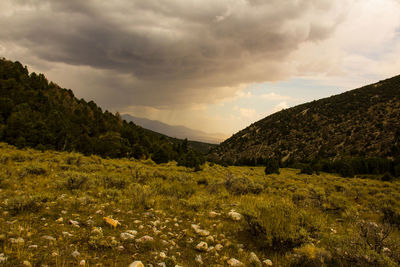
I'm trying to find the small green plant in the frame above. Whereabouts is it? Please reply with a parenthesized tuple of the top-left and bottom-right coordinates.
(265, 158, 280, 175)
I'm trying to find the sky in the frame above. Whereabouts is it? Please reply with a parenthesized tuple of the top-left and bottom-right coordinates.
(1, 0, 400, 140)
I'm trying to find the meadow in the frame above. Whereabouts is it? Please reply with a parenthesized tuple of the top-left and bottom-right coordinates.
(0, 142, 399, 266)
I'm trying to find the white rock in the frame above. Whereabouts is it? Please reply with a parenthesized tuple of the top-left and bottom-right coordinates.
(129, 261, 144, 267)
(71, 250, 80, 258)
(23, 260, 31, 266)
(263, 259, 273, 266)
(136, 235, 154, 243)
(62, 231, 73, 237)
(120, 232, 136, 241)
(195, 241, 208, 251)
(227, 258, 244, 266)
(0, 253, 7, 263)
(228, 210, 242, 221)
(195, 254, 203, 265)
(69, 220, 80, 228)
(215, 244, 223, 251)
(209, 211, 220, 218)
(51, 252, 58, 257)
(28, 245, 38, 249)
(126, 230, 138, 235)
(91, 227, 103, 235)
(56, 217, 63, 223)
(206, 235, 214, 243)
(117, 245, 125, 251)
(79, 260, 86, 266)
(159, 252, 166, 258)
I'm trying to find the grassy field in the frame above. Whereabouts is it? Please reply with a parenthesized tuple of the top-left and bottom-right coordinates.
(0, 143, 399, 266)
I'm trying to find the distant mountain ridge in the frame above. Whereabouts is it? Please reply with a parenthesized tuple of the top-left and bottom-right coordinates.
(210, 75, 400, 164)
(122, 114, 225, 144)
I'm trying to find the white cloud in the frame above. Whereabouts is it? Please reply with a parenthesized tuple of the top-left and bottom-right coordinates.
(273, 101, 288, 112)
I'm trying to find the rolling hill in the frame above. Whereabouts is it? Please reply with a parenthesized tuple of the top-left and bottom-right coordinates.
(121, 114, 225, 144)
(210, 75, 400, 164)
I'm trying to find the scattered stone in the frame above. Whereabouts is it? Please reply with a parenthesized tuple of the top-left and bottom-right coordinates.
(28, 245, 38, 249)
(136, 235, 154, 243)
(215, 244, 223, 251)
(69, 220, 80, 228)
(129, 261, 144, 267)
(195, 254, 204, 265)
(133, 220, 142, 224)
(249, 252, 261, 267)
(56, 217, 63, 223)
(228, 210, 242, 221)
(263, 259, 273, 266)
(79, 260, 86, 266)
(227, 258, 244, 266)
(0, 253, 7, 263)
(126, 230, 138, 235)
(159, 252, 166, 259)
(62, 231, 73, 237)
(23, 260, 31, 266)
(52, 252, 58, 257)
(206, 235, 214, 243)
(71, 250, 80, 258)
(120, 232, 136, 241)
(209, 211, 220, 218)
(42, 235, 56, 241)
(117, 245, 125, 251)
(191, 224, 210, 236)
(157, 262, 166, 267)
(91, 227, 103, 235)
(195, 241, 208, 252)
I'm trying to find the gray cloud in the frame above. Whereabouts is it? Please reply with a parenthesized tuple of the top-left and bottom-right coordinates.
(0, 0, 347, 108)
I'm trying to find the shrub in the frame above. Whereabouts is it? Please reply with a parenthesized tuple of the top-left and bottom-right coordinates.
(300, 164, 314, 175)
(61, 172, 89, 191)
(291, 244, 332, 266)
(240, 196, 311, 250)
(265, 158, 280, 175)
(23, 164, 47, 175)
(7, 193, 50, 215)
(381, 172, 394, 182)
(101, 174, 128, 189)
(225, 176, 263, 195)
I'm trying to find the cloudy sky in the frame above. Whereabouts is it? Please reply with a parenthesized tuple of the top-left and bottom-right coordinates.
(1, 0, 400, 139)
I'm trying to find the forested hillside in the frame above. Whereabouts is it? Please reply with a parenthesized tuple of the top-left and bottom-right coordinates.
(211, 75, 400, 167)
(0, 58, 203, 167)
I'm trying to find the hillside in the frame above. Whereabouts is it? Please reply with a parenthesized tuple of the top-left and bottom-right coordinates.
(0, 58, 204, 166)
(210, 75, 400, 164)
(122, 114, 225, 144)
(0, 143, 399, 266)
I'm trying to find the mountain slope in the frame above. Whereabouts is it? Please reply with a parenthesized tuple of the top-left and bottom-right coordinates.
(210, 75, 400, 164)
(0, 58, 204, 165)
(122, 114, 225, 144)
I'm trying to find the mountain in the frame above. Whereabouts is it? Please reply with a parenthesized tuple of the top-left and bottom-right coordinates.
(0, 58, 205, 166)
(122, 114, 225, 144)
(210, 75, 400, 164)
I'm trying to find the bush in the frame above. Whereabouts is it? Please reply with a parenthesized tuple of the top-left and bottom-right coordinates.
(265, 158, 280, 175)
(225, 176, 263, 195)
(23, 164, 47, 175)
(381, 172, 394, 182)
(61, 172, 89, 191)
(291, 244, 332, 266)
(240, 196, 312, 249)
(101, 174, 128, 189)
(7, 194, 50, 215)
(300, 164, 314, 175)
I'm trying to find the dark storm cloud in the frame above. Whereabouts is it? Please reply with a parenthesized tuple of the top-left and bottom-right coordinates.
(0, 0, 347, 108)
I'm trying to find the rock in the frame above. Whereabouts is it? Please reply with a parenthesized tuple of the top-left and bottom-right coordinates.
(209, 211, 220, 218)
(91, 227, 103, 235)
(215, 244, 223, 251)
(249, 252, 261, 267)
(228, 210, 242, 221)
(71, 250, 80, 258)
(227, 258, 244, 266)
(52, 252, 58, 257)
(157, 262, 166, 267)
(117, 245, 125, 251)
(206, 235, 214, 243)
(56, 217, 63, 223)
(79, 260, 86, 266)
(195, 241, 208, 251)
(263, 259, 273, 266)
(23, 260, 32, 266)
(120, 232, 136, 241)
(42, 235, 56, 241)
(191, 224, 210, 236)
(134, 220, 142, 224)
(28, 245, 38, 249)
(129, 261, 144, 267)
(159, 252, 166, 258)
(69, 220, 80, 228)
(0, 253, 7, 263)
(136, 235, 154, 243)
(126, 230, 138, 235)
(62, 231, 73, 237)
(195, 254, 204, 265)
